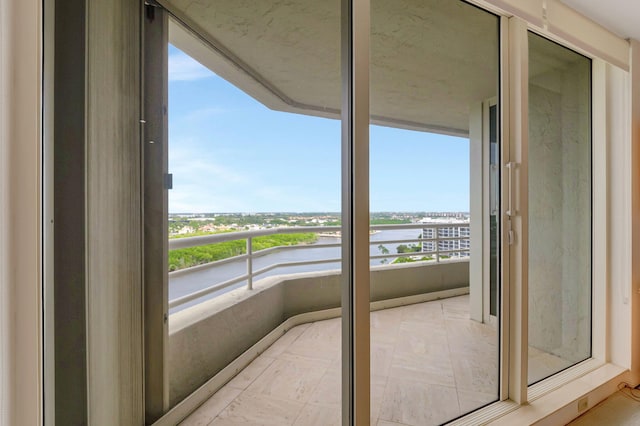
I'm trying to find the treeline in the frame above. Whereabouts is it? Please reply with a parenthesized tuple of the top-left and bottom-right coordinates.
(169, 233, 317, 271)
(392, 256, 434, 264)
(370, 218, 411, 225)
(168, 213, 416, 233)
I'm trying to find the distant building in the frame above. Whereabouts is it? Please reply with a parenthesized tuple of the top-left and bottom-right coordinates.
(177, 226, 195, 235)
(419, 217, 470, 258)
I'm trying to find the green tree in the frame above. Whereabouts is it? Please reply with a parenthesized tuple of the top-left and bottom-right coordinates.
(397, 244, 420, 254)
(397, 244, 410, 253)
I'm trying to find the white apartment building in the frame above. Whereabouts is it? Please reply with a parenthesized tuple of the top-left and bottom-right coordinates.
(421, 218, 471, 258)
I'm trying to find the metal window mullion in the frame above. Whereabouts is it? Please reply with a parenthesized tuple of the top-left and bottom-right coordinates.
(507, 16, 529, 405)
(143, 4, 170, 421)
(590, 59, 607, 363)
(341, 0, 370, 424)
(498, 14, 511, 403)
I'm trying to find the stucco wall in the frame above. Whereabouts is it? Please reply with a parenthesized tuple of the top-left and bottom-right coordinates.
(528, 34, 591, 365)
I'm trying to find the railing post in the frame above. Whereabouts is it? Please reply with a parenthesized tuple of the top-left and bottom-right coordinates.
(247, 237, 253, 290)
(436, 227, 440, 262)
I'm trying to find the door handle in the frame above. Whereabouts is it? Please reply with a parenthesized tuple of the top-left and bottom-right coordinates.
(506, 162, 515, 217)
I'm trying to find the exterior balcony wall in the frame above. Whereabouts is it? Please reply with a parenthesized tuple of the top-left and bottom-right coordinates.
(167, 259, 469, 406)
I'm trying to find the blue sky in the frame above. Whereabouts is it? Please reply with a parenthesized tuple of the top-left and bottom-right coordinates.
(168, 45, 469, 213)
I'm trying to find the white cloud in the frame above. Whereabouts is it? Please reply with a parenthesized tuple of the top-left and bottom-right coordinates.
(168, 50, 215, 81)
(170, 149, 248, 188)
(182, 107, 227, 122)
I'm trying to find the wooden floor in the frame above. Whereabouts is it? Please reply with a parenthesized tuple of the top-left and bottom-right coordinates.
(180, 295, 574, 426)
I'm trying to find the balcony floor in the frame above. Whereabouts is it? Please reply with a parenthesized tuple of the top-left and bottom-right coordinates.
(180, 295, 493, 425)
(180, 295, 570, 425)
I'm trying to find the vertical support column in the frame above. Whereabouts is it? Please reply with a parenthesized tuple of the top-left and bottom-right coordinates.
(1, 0, 43, 425)
(630, 39, 640, 383)
(85, 0, 144, 423)
(608, 48, 634, 376)
(507, 16, 529, 404)
(54, 0, 88, 422)
(144, 3, 169, 422)
(341, 0, 370, 423)
(499, 14, 512, 402)
(43, 0, 55, 423)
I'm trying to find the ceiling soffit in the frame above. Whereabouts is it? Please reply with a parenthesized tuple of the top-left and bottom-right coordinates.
(165, 0, 500, 136)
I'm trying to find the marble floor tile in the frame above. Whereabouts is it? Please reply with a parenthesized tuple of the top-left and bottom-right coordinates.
(389, 347, 457, 388)
(179, 386, 242, 426)
(400, 301, 445, 323)
(371, 320, 402, 345)
(260, 323, 311, 358)
(442, 303, 472, 321)
(245, 354, 330, 403)
(307, 368, 341, 406)
(371, 342, 395, 377)
(285, 319, 341, 361)
(445, 315, 497, 342)
(528, 347, 573, 384)
(449, 353, 499, 395)
(184, 296, 501, 425)
(442, 294, 470, 307)
(211, 392, 304, 425)
(377, 420, 411, 426)
(394, 322, 449, 357)
(378, 378, 461, 426)
(226, 355, 275, 390)
(293, 403, 341, 426)
(372, 306, 404, 332)
(456, 389, 499, 415)
(371, 374, 389, 420)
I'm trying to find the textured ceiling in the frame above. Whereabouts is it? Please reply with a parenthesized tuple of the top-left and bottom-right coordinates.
(166, 0, 499, 136)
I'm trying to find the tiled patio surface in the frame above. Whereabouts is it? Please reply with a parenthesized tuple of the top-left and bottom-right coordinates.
(180, 295, 571, 425)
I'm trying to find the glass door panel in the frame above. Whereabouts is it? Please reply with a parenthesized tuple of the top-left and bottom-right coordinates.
(161, 2, 343, 422)
(369, 1, 500, 424)
(527, 31, 592, 385)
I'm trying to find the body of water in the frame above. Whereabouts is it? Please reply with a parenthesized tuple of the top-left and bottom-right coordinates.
(169, 229, 424, 313)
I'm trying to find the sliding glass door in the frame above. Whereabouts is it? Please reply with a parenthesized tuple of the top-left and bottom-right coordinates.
(368, 2, 501, 424)
(144, 2, 595, 424)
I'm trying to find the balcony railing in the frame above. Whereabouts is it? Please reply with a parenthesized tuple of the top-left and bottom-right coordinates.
(168, 223, 470, 309)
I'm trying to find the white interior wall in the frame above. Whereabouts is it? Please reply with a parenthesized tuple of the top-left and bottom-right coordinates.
(607, 62, 632, 370)
(628, 39, 640, 380)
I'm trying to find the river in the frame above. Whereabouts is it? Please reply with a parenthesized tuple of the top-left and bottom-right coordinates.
(169, 229, 424, 313)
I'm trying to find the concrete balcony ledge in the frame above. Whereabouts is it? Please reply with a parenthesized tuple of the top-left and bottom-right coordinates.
(168, 259, 469, 406)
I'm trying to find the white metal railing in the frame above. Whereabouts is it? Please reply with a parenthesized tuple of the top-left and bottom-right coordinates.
(168, 223, 470, 309)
